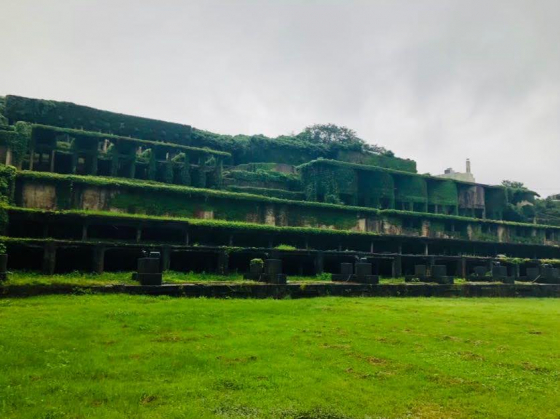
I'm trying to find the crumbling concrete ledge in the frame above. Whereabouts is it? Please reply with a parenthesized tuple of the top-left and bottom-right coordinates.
(1, 283, 560, 299)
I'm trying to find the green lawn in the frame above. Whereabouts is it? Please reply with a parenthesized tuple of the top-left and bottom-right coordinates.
(0, 296, 558, 419)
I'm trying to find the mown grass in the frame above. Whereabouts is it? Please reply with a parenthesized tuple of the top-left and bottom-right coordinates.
(0, 270, 487, 288)
(0, 296, 558, 418)
(1, 271, 334, 287)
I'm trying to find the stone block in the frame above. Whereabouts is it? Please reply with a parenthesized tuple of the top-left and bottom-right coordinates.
(492, 266, 508, 279)
(264, 259, 282, 276)
(138, 258, 160, 274)
(340, 263, 353, 275)
(431, 265, 447, 278)
(250, 264, 263, 275)
(355, 263, 372, 277)
(526, 267, 540, 281)
(433, 276, 454, 285)
(414, 265, 427, 276)
(355, 275, 379, 284)
(135, 273, 163, 286)
(473, 266, 487, 278)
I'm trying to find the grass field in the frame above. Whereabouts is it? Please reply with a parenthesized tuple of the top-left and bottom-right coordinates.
(0, 296, 558, 419)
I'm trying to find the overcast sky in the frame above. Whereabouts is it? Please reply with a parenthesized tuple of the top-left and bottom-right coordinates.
(1, 0, 558, 196)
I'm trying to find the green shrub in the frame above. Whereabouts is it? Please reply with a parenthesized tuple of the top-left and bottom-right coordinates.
(275, 244, 297, 251)
(250, 258, 264, 270)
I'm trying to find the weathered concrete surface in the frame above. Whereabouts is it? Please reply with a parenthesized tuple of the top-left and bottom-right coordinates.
(21, 183, 56, 210)
(80, 186, 114, 211)
(14, 177, 560, 247)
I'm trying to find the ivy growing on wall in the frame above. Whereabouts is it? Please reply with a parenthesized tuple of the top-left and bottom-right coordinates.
(225, 186, 305, 201)
(485, 188, 507, 220)
(299, 162, 358, 205)
(0, 97, 8, 126)
(0, 165, 16, 203)
(336, 150, 416, 173)
(0, 122, 31, 166)
(5, 95, 193, 145)
(0, 165, 16, 234)
(224, 169, 301, 191)
(359, 171, 395, 209)
(393, 175, 428, 206)
(6, 96, 413, 170)
(428, 180, 458, 206)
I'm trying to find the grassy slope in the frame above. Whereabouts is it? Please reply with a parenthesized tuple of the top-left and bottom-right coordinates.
(0, 297, 559, 419)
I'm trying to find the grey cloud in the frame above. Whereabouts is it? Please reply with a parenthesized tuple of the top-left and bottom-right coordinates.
(0, 0, 558, 195)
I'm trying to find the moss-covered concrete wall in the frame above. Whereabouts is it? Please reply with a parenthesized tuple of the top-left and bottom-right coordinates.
(14, 174, 560, 247)
(301, 160, 509, 219)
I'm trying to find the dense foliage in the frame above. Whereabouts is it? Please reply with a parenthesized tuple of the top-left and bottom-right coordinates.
(535, 198, 560, 226)
(6, 95, 412, 169)
(0, 96, 8, 126)
(5, 95, 193, 144)
(31, 124, 229, 157)
(500, 180, 540, 223)
(297, 123, 393, 156)
(224, 169, 301, 191)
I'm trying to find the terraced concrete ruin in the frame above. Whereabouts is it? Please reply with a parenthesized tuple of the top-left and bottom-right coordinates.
(0, 95, 559, 281)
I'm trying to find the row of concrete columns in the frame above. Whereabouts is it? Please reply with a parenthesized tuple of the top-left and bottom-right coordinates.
(27, 145, 222, 186)
(38, 242, 443, 277)
(35, 241, 537, 278)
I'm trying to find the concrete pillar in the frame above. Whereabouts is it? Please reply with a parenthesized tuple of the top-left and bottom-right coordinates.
(135, 227, 142, 243)
(214, 157, 223, 188)
(184, 230, 190, 246)
(457, 257, 466, 279)
(110, 153, 118, 177)
(128, 158, 136, 179)
(428, 256, 435, 268)
(161, 246, 171, 272)
(42, 243, 56, 275)
(217, 251, 229, 275)
(70, 152, 78, 174)
(92, 245, 105, 274)
(424, 243, 429, 255)
(513, 264, 520, 279)
(5, 148, 12, 166)
(81, 224, 88, 241)
(314, 251, 324, 275)
(29, 148, 35, 170)
(392, 255, 402, 278)
(49, 150, 56, 172)
(87, 153, 98, 175)
(421, 221, 430, 237)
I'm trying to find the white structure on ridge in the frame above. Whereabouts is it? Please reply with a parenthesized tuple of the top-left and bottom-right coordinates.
(437, 159, 475, 183)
